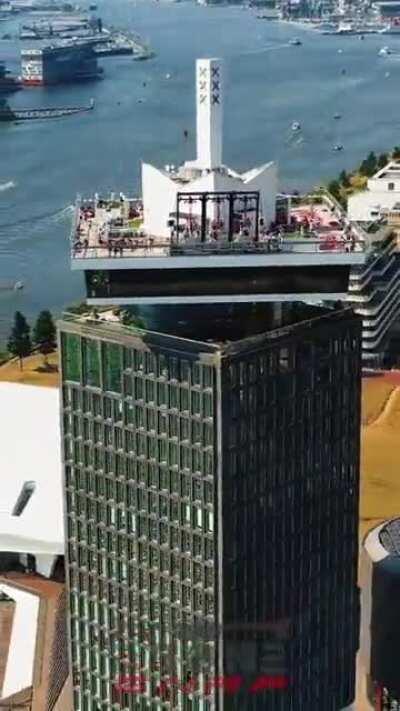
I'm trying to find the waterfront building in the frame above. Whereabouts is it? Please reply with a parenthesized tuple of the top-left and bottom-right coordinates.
(346, 221, 400, 368)
(347, 161, 400, 222)
(360, 518, 400, 710)
(374, 0, 400, 19)
(345, 163, 400, 365)
(59, 301, 361, 711)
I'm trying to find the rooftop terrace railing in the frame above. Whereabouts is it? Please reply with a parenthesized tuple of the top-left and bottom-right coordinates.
(71, 235, 364, 260)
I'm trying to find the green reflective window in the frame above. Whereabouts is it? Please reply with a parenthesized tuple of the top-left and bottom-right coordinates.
(102, 342, 122, 393)
(181, 388, 190, 412)
(62, 333, 81, 383)
(92, 394, 102, 417)
(82, 338, 100, 387)
(123, 347, 133, 370)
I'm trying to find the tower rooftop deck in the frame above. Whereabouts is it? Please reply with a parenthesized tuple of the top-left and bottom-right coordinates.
(71, 194, 367, 269)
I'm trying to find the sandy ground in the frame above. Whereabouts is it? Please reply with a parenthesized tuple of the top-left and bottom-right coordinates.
(0, 351, 59, 388)
(360, 371, 400, 537)
(357, 371, 400, 710)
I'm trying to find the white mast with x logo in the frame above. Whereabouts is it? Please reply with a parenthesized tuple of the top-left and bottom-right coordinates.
(196, 58, 223, 170)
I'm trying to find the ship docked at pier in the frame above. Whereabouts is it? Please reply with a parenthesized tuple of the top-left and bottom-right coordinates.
(21, 41, 102, 85)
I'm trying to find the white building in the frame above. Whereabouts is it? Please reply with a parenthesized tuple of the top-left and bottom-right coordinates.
(0, 382, 63, 578)
(348, 161, 400, 222)
(141, 58, 278, 238)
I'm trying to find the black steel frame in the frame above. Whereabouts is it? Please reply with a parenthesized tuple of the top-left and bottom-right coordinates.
(175, 191, 260, 244)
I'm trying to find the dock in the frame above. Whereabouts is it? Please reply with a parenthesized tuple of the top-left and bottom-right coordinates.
(0, 99, 94, 122)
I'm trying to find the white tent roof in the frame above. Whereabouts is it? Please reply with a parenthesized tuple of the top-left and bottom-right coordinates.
(0, 383, 63, 555)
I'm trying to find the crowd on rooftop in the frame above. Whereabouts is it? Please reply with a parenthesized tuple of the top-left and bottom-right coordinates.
(71, 197, 361, 258)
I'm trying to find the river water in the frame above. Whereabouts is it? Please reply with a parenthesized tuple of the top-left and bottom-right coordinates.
(1, 0, 400, 340)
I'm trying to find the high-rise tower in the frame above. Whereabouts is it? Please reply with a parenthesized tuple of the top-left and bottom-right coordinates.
(59, 302, 361, 711)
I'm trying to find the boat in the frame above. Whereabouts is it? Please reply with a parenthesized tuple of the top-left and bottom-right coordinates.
(291, 121, 301, 131)
(0, 62, 22, 94)
(333, 113, 342, 119)
(0, 97, 95, 122)
(289, 38, 302, 46)
(333, 144, 344, 151)
(378, 46, 391, 56)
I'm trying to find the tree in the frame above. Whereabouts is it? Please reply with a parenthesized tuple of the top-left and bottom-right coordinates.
(339, 170, 350, 188)
(120, 309, 146, 329)
(378, 153, 388, 169)
(393, 146, 400, 160)
(33, 310, 56, 365)
(327, 180, 341, 199)
(359, 151, 377, 177)
(7, 311, 31, 370)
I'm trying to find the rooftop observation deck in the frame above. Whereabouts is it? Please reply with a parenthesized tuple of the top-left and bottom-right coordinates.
(70, 193, 367, 271)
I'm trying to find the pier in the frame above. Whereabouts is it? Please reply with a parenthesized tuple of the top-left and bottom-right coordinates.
(0, 99, 94, 121)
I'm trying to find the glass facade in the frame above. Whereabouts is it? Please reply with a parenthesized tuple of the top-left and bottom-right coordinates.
(59, 305, 361, 711)
(61, 328, 218, 711)
(221, 317, 361, 711)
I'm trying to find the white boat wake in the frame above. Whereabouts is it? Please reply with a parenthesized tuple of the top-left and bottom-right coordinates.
(240, 43, 292, 56)
(0, 181, 16, 193)
(52, 204, 74, 222)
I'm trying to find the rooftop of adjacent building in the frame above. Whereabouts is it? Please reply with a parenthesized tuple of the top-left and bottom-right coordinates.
(367, 161, 400, 185)
(61, 302, 358, 354)
(0, 382, 63, 557)
(0, 572, 70, 711)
